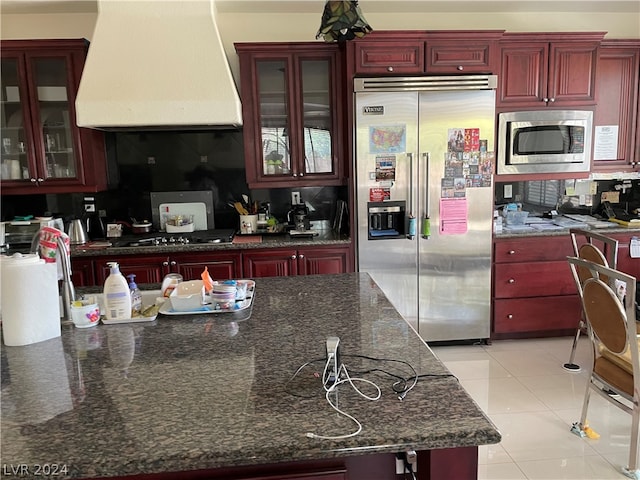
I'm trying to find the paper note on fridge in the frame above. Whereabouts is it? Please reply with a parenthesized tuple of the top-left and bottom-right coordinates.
(440, 198, 468, 235)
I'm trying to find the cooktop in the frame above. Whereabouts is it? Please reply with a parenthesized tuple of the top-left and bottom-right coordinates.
(112, 229, 235, 248)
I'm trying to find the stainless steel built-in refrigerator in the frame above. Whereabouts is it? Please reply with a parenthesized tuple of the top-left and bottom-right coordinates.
(354, 76, 497, 342)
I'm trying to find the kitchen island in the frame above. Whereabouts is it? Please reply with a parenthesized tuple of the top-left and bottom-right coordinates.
(1, 273, 500, 479)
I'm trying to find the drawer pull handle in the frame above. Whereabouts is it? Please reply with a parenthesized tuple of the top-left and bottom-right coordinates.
(387, 66, 394, 72)
(507, 314, 513, 319)
(508, 250, 515, 255)
(508, 278, 515, 284)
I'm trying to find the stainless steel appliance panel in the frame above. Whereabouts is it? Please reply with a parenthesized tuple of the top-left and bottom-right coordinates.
(417, 90, 494, 341)
(355, 91, 419, 328)
(355, 77, 495, 342)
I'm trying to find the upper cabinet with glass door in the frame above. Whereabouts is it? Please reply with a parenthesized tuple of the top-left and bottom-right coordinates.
(236, 43, 346, 188)
(1, 39, 108, 194)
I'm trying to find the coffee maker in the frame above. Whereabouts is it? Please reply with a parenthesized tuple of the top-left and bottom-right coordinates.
(288, 204, 310, 231)
(83, 196, 106, 240)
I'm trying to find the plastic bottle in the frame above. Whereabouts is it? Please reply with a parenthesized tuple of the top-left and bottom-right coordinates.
(127, 273, 142, 316)
(103, 262, 132, 320)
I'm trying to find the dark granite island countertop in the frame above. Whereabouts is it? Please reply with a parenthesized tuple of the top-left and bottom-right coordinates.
(1, 273, 500, 480)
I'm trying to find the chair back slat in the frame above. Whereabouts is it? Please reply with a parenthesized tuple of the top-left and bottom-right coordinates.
(578, 243, 609, 285)
(583, 278, 628, 354)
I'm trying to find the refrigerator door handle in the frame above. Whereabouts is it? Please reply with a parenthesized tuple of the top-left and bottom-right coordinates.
(422, 152, 431, 239)
(407, 152, 414, 215)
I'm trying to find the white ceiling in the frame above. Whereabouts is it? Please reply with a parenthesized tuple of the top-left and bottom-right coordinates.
(1, 0, 638, 15)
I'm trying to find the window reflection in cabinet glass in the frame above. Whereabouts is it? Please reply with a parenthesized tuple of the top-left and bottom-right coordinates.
(258, 60, 290, 176)
(301, 60, 332, 174)
(34, 58, 77, 179)
(1, 58, 28, 180)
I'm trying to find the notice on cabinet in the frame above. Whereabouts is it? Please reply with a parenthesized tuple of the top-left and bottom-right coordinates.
(593, 125, 619, 160)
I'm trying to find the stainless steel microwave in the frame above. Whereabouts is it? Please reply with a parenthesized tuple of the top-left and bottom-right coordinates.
(497, 110, 593, 175)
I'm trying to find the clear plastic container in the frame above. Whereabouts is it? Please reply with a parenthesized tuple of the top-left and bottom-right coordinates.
(161, 273, 183, 298)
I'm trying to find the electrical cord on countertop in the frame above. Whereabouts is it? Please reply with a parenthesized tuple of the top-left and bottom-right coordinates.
(286, 351, 459, 440)
(305, 354, 381, 440)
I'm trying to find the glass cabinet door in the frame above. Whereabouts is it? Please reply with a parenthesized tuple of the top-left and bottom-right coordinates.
(257, 60, 291, 176)
(32, 57, 78, 180)
(0, 57, 31, 181)
(300, 59, 333, 175)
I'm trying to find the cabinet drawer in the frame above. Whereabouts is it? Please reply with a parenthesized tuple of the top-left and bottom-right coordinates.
(353, 41, 425, 74)
(494, 261, 576, 298)
(494, 295, 582, 333)
(494, 236, 574, 263)
(426, 43, 493, 73)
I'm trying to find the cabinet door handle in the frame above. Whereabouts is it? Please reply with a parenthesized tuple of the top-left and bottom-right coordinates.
(30, 178, 37, 183)
(549, 98, 555, 102)
(457, 65, 463, 71)
(292, 173, 298, 177)
(162, 261, 169, 267)
(508, 250, 516, 255)
(298, 254, 304, 259)
(37, 178, 44, 182)
(170, 261, 177, 266)
(508, 278, 515, 284)
(543, 97, 549, 102)
(387, 66, 394, 72)
(507, 314, 513, 319)
(299, 173, 303, 177)
(291, 254, 297, 260)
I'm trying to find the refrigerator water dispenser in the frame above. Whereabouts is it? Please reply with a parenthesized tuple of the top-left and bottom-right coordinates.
(367, 201, 405, 240)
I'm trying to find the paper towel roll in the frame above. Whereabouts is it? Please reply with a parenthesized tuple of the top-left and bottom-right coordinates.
(1, 253, 61, 346)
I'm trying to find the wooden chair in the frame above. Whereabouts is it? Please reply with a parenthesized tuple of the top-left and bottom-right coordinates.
(567, 256, 639, 479)
(563, 229, 619, 372)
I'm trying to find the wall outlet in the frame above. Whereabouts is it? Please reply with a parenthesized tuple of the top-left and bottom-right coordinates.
(147, 156, 156, 164)
(291, 191, 301, 205)
(504, 184, 513, 199)
(395, 451, 417, 474)
(84, 204, 96, 212)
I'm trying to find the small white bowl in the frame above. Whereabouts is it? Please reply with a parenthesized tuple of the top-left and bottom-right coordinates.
(71, 302, 100, 328)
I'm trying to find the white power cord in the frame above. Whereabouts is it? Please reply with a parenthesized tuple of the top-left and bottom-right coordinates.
(307, 358, 381, 440)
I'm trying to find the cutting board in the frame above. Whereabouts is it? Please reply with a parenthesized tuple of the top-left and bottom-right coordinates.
(159, 202, 208, 231)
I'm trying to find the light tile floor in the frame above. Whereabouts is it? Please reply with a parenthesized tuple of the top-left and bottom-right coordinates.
(430, 336, 635, 480)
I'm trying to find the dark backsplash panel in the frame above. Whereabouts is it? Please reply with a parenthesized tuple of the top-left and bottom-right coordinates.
(0, 130, 348, 230)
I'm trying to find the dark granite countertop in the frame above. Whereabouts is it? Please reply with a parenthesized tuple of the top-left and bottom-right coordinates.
(1, 273, 500, 479)
(70, 230, 351, 258)
(495, 225, 640, 239)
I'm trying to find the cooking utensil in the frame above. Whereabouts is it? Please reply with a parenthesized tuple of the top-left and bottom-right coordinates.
(234, 202, 249, 215)
(131, 221, 152, 234)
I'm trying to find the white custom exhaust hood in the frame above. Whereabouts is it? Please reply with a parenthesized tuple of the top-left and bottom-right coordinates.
(75, 0, 242, 130)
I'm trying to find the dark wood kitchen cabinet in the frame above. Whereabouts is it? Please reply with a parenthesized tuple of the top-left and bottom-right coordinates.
(497, 32, 605, 108)
(71, 257, 95, 287)
(243, 246, 351, 278)
(91, 251, 242, 286)
(235, 42, 346, 189)
(492, 235, 580, 338)
(348, 30, 502, 75)
(0, 39, 108, 194)
(609, 232, 640, 280)
(592, 40, 640, 173)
